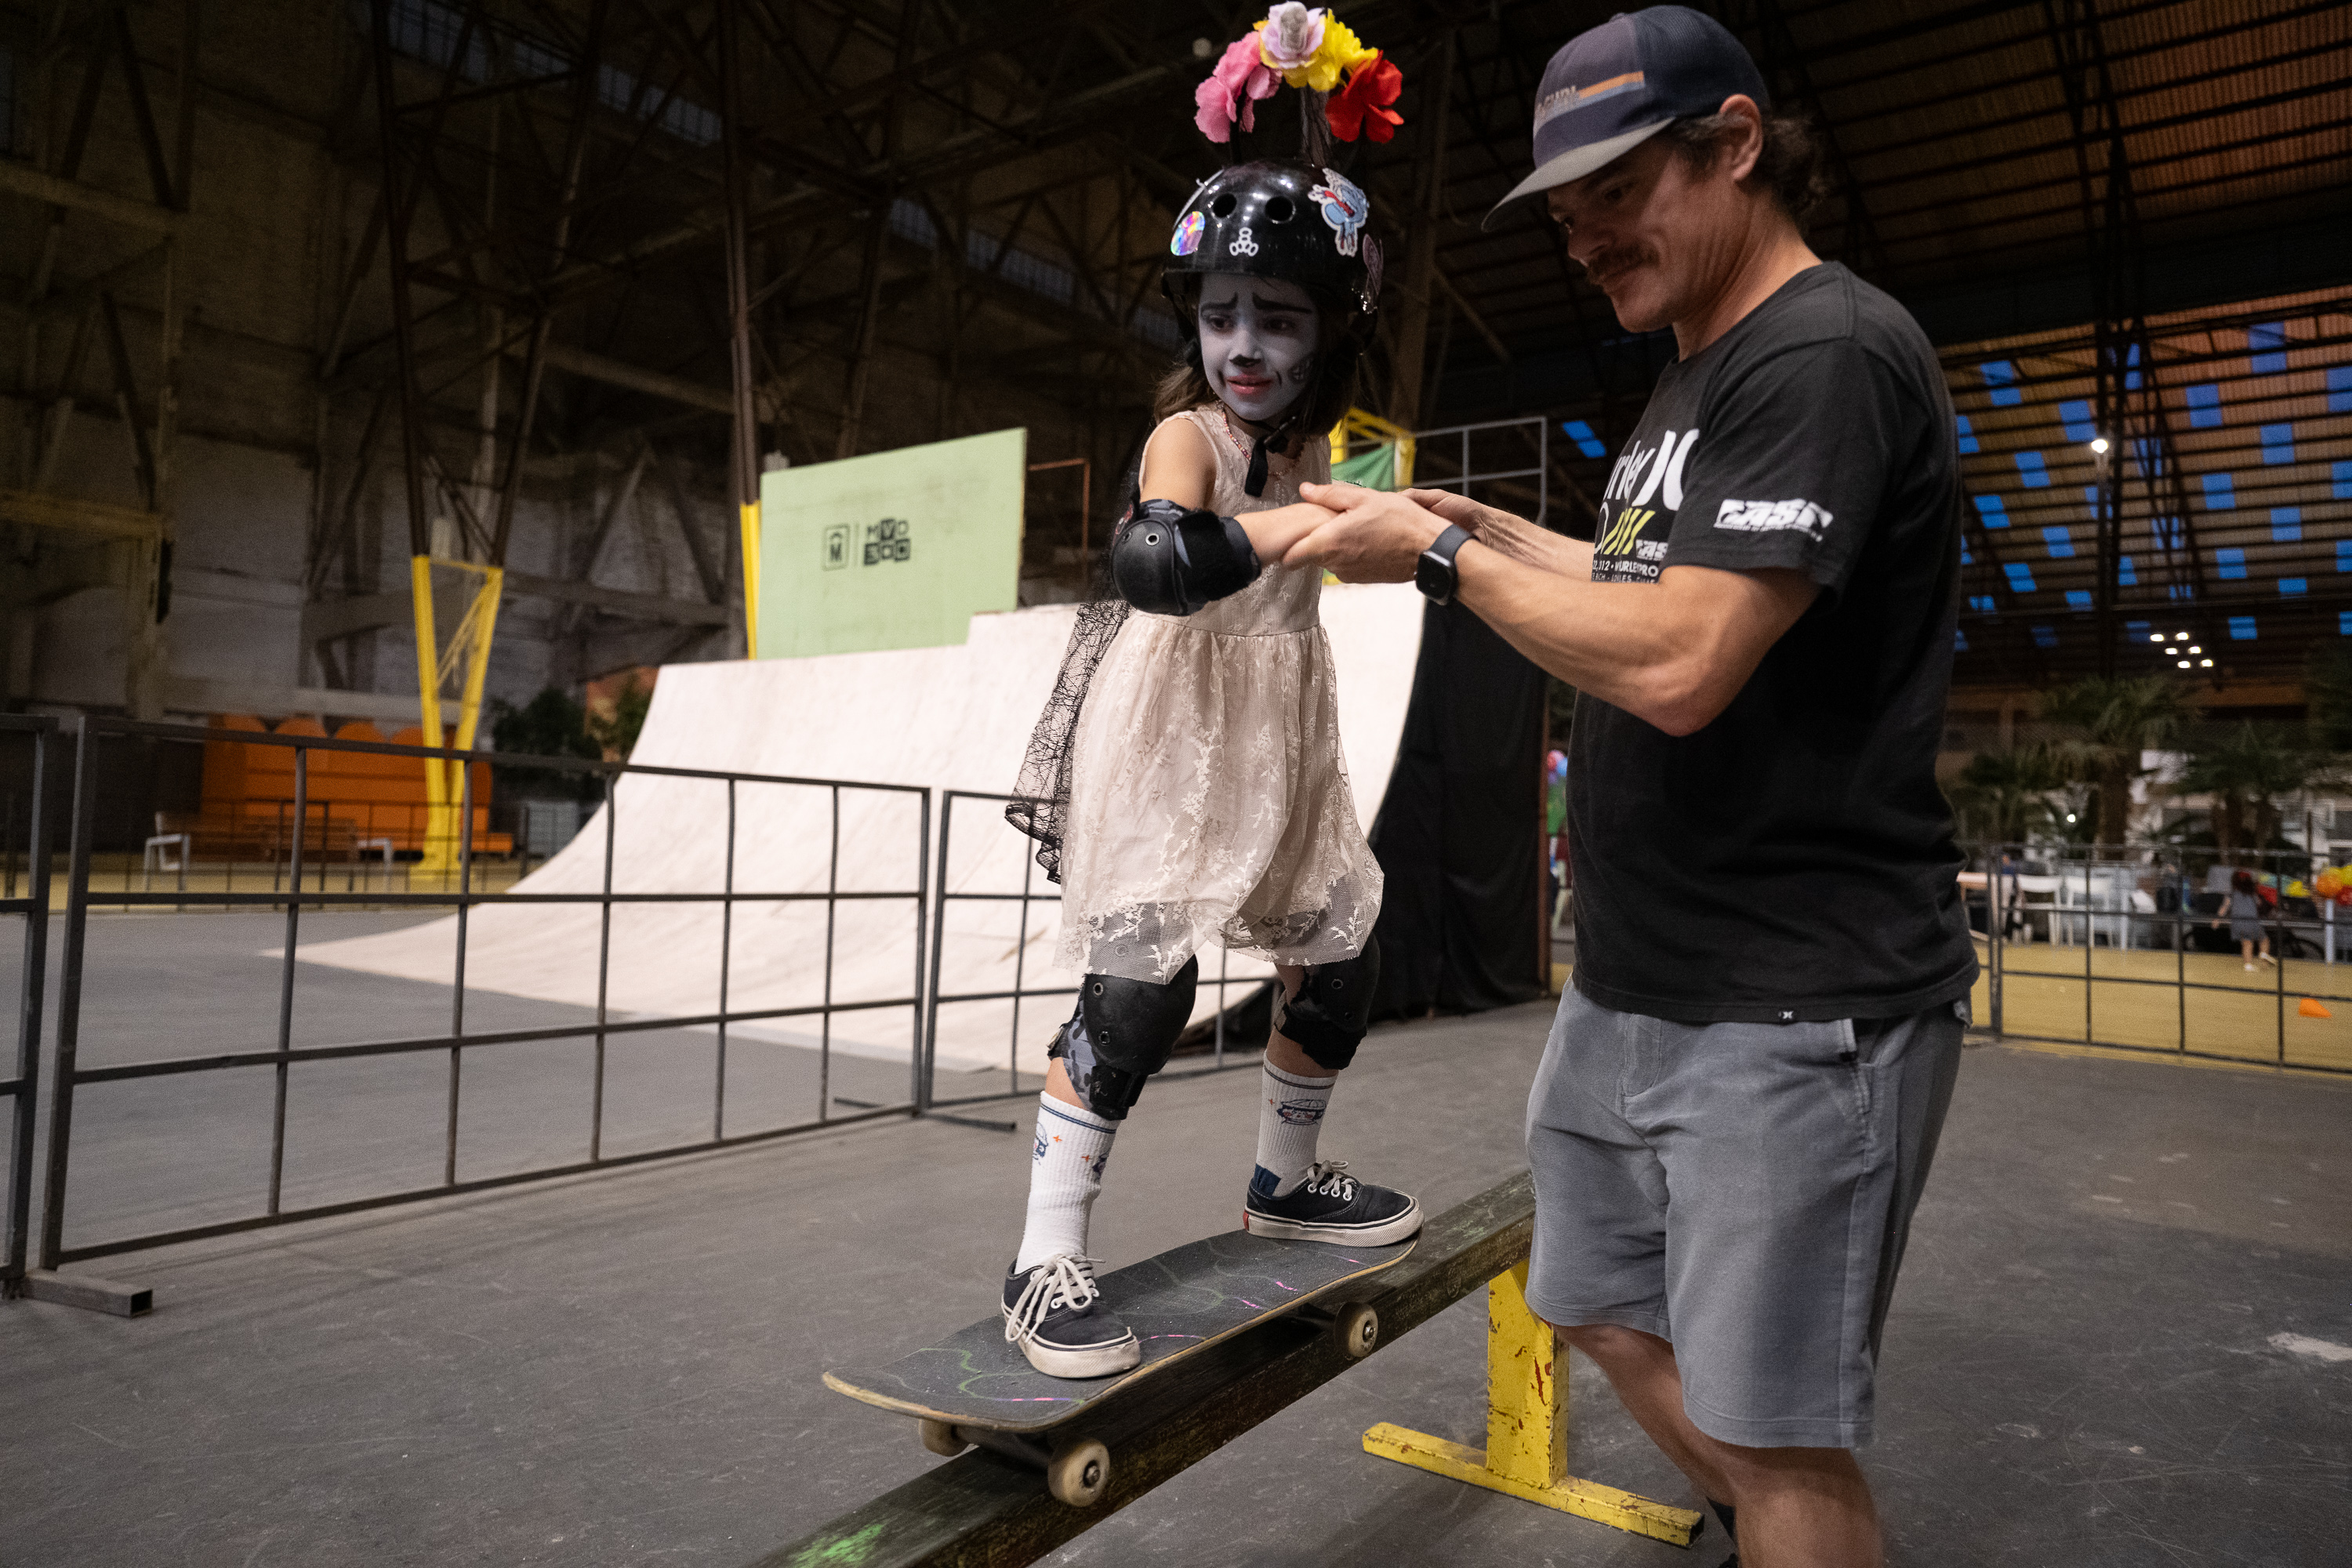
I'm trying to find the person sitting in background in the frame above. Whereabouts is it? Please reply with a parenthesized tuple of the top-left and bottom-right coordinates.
(2213, 869, 2274, 971)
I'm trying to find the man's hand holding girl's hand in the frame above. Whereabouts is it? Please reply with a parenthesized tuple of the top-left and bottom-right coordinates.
(1286, 482, 1448, 583)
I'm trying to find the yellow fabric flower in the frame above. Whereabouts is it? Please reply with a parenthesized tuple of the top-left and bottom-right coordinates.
(1254, 9, 1377, 92)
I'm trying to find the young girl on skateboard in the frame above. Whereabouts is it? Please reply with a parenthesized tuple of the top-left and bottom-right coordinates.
(998, 9, 1421, 1377)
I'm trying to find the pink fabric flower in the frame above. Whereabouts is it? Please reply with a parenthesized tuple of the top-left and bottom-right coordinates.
(1196, 33, 1279, 143)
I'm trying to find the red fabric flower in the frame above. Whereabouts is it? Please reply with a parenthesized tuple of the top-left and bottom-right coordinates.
(1325, 53, 1403, 143)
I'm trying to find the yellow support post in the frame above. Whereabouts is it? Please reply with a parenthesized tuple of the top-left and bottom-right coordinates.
(740, 499, 760, 659)
(410, 556, 504, 875)
(1362, 1261, 1702, 1548)
(1329, 406, 1419, 490)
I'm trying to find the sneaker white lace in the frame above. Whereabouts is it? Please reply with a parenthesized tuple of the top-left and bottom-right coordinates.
(1298, 1160, 1358, 1202)
(1003, 1254, 1105, 1347)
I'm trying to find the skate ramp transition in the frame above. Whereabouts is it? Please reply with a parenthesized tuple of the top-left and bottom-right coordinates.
(302, 585, 1426, 1079)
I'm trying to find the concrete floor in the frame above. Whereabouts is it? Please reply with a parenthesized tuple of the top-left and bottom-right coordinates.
(2, 916, 2349, 1566)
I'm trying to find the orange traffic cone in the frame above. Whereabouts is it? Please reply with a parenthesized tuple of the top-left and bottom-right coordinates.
(2298, 997, 2332, 1019)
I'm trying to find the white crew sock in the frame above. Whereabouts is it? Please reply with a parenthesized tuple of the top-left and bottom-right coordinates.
(1014, 1094, 1118, 1273)
(1251, 1062, 1338, 1199)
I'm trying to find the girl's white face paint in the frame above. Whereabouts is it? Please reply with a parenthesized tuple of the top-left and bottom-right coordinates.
(1196, 272, 1319, 426)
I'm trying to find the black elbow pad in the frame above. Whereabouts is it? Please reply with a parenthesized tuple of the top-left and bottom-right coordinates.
(1112, 499, 1262, 615)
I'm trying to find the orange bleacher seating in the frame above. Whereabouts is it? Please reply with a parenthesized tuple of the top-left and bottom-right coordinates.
(196, 716, 511, 858)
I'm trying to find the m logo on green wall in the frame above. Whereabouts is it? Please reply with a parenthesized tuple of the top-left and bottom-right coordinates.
(758, 428, 1025, 658)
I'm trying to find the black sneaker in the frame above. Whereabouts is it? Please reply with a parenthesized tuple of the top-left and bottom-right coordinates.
(1001, 1255, 1142, 1378)
(1243, 1160, 1422, 1246)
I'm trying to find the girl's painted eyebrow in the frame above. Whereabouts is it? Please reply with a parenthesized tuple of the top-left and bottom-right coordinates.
(1200, 291, 1239, 309)
(1251, 293, 1308, 312)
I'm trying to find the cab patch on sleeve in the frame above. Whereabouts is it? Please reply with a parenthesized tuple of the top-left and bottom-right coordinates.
(1715, 498, 1833, 540)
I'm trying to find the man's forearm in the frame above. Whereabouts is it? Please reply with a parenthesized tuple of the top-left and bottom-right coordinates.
(1454, 543, 1815, 737)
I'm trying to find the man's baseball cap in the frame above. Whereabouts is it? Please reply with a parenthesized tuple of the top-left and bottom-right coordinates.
(1483, 6, 1770, 229)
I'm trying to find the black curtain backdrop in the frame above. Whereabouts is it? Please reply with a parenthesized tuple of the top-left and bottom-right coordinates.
(1367, 598, 1547, 1018)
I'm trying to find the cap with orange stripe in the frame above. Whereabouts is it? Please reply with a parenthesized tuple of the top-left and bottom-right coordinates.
(1483, 6, 1771, 230)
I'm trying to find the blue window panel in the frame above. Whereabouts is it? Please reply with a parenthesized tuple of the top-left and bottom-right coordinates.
(2169, 584, 2194, 601)
(2185, 383, 2222, 427)
(2103, 342, 2143, 391)
(1954, 629, 1969, 652)
(1962, 546, 1973, 564)
(2084, 485, 2101, 510)
(2130, 437, 2165, 481)
(1980, 361, 2021, 406)
(2005, 562, 2037, 593)
(2281, 579, 2308, 597)
(2338, 462, 2352, 500)
(2032, 625, 2059, 649)
(2152, 515, 2185, 551)
(1561, 419, 1608, 459)
(2341, 612, 2352, 636)
(2015, 451, 2051, 487)
(2042, 525, 2074, 557)
(1969, 594, 1997, 615)
(2330, 367, 2352, 415)
(2249, 321, 2288, 375)
(2058, 399, 2096, 442)
(2228, 615, 2257, 641)
(2125, 619, 2150, 638)
(2065, 590, 2092, 609)
(2118, 557, 2138, 587)
(2260, 424, 2294, 464)
(2339, 540, 2352, 572)
(2272, 506, 2303, 542)
(2216, 546, 2246, 580)
(1955, 414, 1980, 454)
(2201, 473, 2236, 509)
(1974, 494, 2010, 528)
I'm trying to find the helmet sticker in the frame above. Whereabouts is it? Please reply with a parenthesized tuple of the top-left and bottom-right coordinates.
(1171, 209, 1206, 256)
(1361, 234, 1384, 310)
(1309, 169, 1370, 257)
(1228, 223, 1261, 258)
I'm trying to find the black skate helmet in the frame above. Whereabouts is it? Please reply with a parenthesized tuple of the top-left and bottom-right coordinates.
(1164, 161, 1382, 330)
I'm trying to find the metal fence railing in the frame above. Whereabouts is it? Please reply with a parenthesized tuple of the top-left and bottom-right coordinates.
(1408, 416, 1552, 528)
(919, 790, 1272, 1123)
(1962, 841, 2352, 1074)
(34, 716, 931, 1271)
(2, 716, 57, 1296)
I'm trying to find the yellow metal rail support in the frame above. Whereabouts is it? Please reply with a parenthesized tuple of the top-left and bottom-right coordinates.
(740, 499, 760, 659)
(409, 554, 505, 873)
(1363, 1261, 1702, 1547)
(1329, 405, 1418, 490)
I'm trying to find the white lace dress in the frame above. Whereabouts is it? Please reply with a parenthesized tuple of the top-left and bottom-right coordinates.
(1055, 406, 1383, 984)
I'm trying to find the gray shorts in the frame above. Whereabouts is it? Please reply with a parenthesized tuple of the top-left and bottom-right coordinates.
(1525, 986, 1965, 1450)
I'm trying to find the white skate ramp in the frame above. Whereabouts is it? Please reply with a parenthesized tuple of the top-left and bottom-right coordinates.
(303, 584, 1425, 1079)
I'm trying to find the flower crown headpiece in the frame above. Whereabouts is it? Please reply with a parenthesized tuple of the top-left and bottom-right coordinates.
(1194, 4, 1405, 147)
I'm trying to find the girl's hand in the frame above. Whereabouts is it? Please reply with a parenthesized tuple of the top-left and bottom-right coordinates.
(1237, 502, 1337, 564)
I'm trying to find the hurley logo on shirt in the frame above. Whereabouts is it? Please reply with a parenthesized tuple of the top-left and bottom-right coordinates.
(1593, 427, 1700, 584)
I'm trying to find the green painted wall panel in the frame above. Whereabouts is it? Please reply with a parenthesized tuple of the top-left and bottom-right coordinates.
(757, 427, 1026, 658)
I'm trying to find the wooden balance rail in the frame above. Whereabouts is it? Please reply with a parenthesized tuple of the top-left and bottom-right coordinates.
(751, 1171, 1700, 1568)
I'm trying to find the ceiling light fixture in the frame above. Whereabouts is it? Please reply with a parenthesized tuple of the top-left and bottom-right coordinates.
(2200, 659, 2213, 667)
(2089, 436, 2111, 454)
(2177, 659, 2191, 668)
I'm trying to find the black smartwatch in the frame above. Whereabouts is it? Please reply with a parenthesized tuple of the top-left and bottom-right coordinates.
(1414, 524, 1474, 605)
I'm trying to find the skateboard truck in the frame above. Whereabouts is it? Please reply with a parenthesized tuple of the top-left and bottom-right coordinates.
(920, 1421, 1112, 1508)
(1298, 1299, 1381, 1359)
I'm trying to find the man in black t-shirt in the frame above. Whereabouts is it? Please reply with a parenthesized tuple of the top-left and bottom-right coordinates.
(1289, 9, 1975, 1566)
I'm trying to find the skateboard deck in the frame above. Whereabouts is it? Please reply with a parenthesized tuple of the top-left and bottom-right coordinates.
(825, 1230, 1415, 1436)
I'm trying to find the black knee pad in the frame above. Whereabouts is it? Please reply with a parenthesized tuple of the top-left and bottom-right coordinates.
(1045, 959, 1200, 1120)
(1276, 936, 1380, 1071)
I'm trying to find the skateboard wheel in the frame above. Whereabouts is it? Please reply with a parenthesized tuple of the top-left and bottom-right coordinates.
(1047, 1437, 1112, 1508)
(1334, 1301, 1379, 1359)
(919, 1419, 969, 1457)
